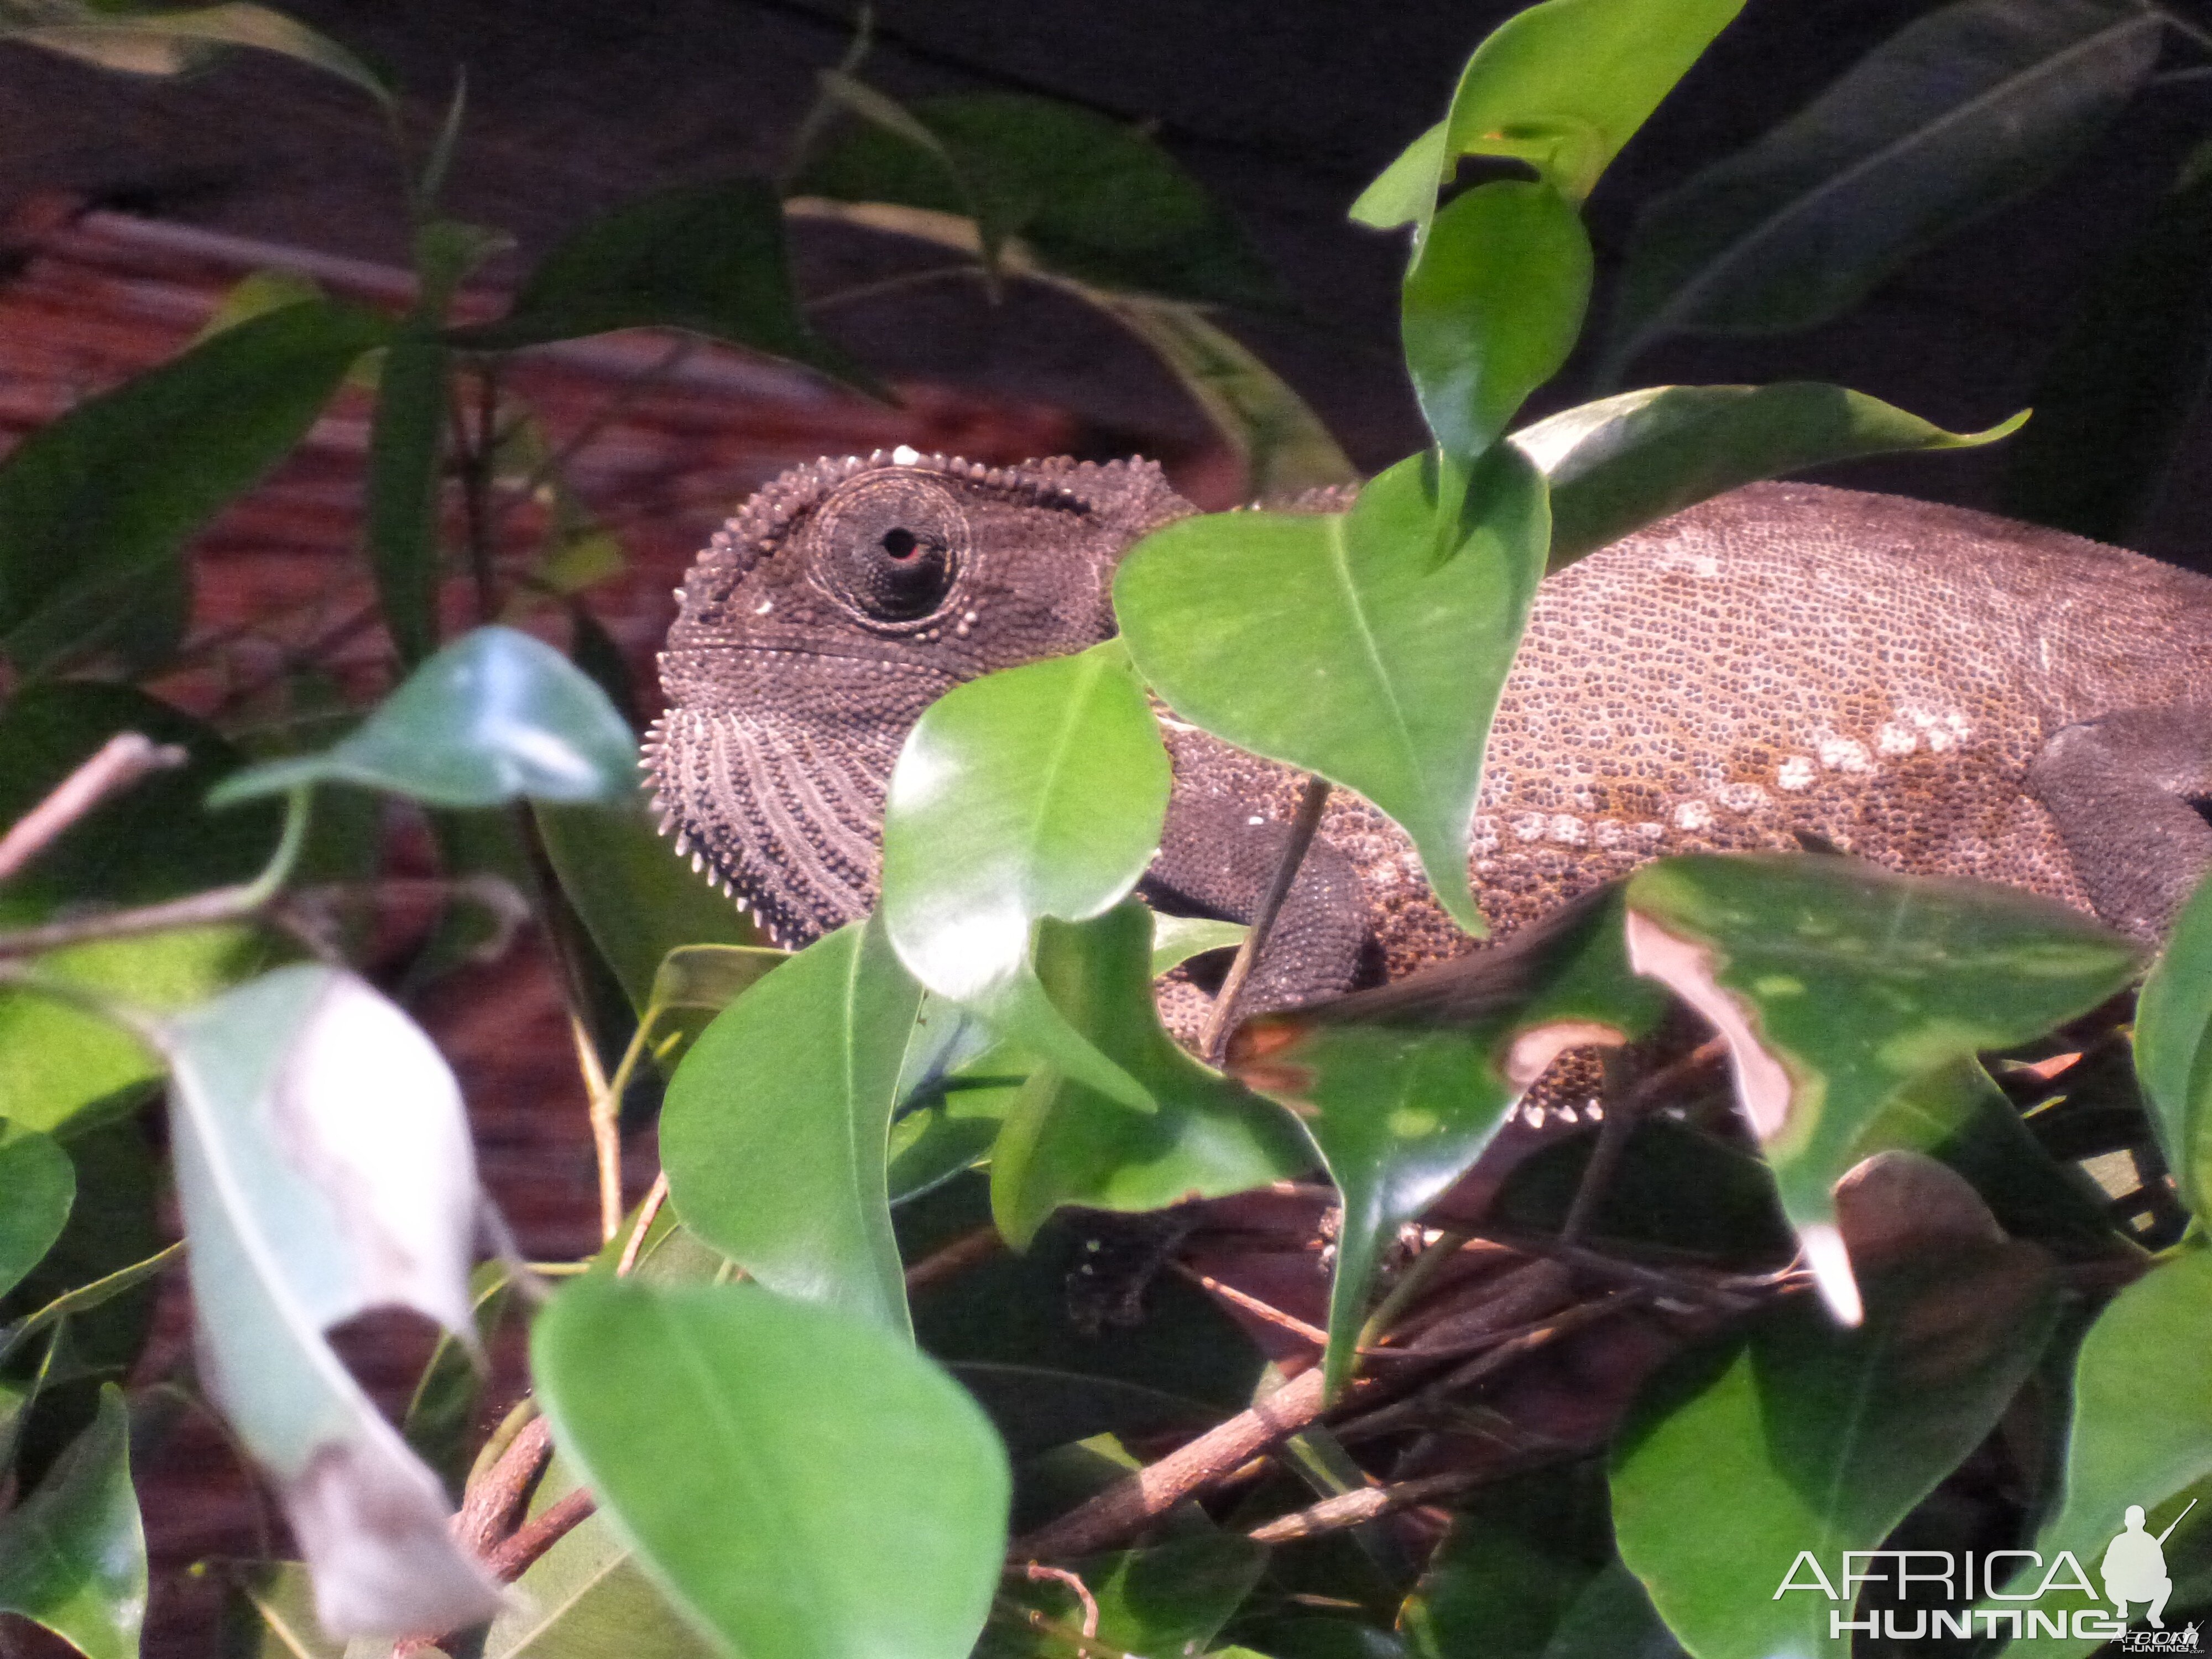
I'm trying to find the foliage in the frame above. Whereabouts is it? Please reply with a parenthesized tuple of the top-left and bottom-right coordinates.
(0, 1, 2208, 1656)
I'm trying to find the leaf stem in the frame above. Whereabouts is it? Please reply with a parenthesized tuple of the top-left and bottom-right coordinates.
(1200, 773, 1332, 1061)
(0, 731, 186, 885)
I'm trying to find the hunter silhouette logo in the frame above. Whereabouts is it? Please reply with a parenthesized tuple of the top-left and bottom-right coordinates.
(2106, 1501, 2192, 1629)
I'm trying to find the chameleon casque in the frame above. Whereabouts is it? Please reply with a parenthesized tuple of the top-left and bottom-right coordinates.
(646, 447, 2212, 1023)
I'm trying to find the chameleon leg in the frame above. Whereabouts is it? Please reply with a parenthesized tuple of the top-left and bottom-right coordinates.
(2028, 702, 2212, 938)
(1141, 788, 1373, 1018)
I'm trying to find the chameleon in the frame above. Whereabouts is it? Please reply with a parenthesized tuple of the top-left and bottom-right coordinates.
(645, 447, 2212, 1019)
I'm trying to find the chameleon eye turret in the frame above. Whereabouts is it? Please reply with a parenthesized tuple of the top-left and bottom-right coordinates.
(808, 469, 968, 628)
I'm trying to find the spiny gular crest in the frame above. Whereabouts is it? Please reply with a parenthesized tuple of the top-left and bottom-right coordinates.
(649, 450, 1194, 946)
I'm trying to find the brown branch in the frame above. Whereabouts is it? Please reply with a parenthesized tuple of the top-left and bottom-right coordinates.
(1172, 1262, 1329, 1348)
(1201, 773, 1332, 1062)
(0, 733, 185, 885)
(615, 1172, 670, 1276)
(904, 1223, 1004, 1293)
(484, 1486, 596, 1581)
(1246, 1469, 1479, 1544)
(452, 1415, 552, 1558)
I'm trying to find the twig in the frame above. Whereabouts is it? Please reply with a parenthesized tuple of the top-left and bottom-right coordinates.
(1201, 774, 1332, 1062)
(1246, 1469, 1479, 1544)
(1015, 1364, 1340, 1560)
(452, 1415, 552, 1557)
(0, 733, 186, 885)
(571, 1014, 623, 1244)
(1172, 1262, 1329, 1348)
(615, 1172, 670, 1276)
(484, 1486, 595, 1580)
(904, 1223, 1004, 1293)
(1014, 1564, 1100, 1639)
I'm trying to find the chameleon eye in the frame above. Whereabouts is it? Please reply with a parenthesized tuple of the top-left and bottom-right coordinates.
(810, 473, 967, 627)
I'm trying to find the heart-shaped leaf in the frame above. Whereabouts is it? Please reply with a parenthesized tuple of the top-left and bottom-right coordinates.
(662, 916, 922, 1336)
(1228, 884, 1665, 1394)
(988, 902, 1312, 1249)
(1623, 854, 2142, 1322)
(1402, 181, 1590, 462)
(1512, 384, 2026, 569)
(213, 626, 638, 810)
(533, 1277, 1009, 1659)
(881, 639, 1172, 1111)
(0, 1384, 145, 1659)
(1351, 0, 1745, 221)
(164, 964, 497, 1639)
(1117, 447, 1548, 936)
(1613, 1244, 2058, 1659)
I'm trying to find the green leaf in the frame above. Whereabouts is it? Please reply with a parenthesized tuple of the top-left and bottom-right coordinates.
(0, 2, 392, 107)
(984, 1535, 1268, 1658)
(363, 340, 450, 667)
(661, 916, 922, 1337)
(536, 795, 763, 1015)
(0, 1124, 72, 1301)
(1151, 914, 1249, 978)
(1228, 886, 1665, 1395)
(1603, 0, 2161, 379)
(1541, 1562, 1688, 1659)
(1351, 0, 1745, 220)
(2135, 863, 2212, 1223)
(0, 299, 387, 675)
(1624, 854, 2141, 1320)
(213, 626, 637, 810)
(1117, 446, 1548, 937)
(797, 90, 1285, 312)
(2000, 140, 2212, 544)
(1995, 1247, 2212, 1653)
(164, 964, 497, 1638)
(484, 1500, 720, 1659)
(1612, 1243, 2058, 1659)
(0, 1384, 144, 1659)
(533, 1277, 1010, 1659)
(988, 903, 1312, 1249)
(1403, 181, 1589, 463)
(448, 179, 874, 390)
(1082, 296, 1358, 498)
(1401, 1465, 1612, 1659)
(1513, 383, 2028, 570)
(881, 639, 1172, 1112)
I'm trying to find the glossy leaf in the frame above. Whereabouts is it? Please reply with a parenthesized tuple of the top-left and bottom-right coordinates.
(1086, 294, 1357, 498)
(1514, 383, 2027, 569)
(983, 1535, 1267, 1658)
(798, 89, 1284, 312)
(1119, 447, 1547, 936)
(2135, 867, 2212, 1223)
(1151, 914, 1249, 977)
(1401, 1466, 1613, 1659)
(364, 339, 450, 667)
(0, 299, 387, 675)
(449, 179, 873, 389)
(0, 1124, 72, 1301)
(1542, 1563, 1688, 1659)
(1402, 181, 1590, 461)
(1624, 854, 2141, 1320)
(533, 1277, 1009, 1659)
(214, 626, 637, 809)
(164, 964, 497, 1638)
(662, 917, 922, 1335)
(989, 903, 1312, 1249)
(1350, 0, 1744, 219)
(536, 795, 763, 1015)
(0, 1385, 145, 1659)
(1, 2, 391, 106)
(1996, 1247, 2212, 1650)
(2001, 140, 2212, 544)
(881, 639, 1172, 1111)
(1228, 885, 1665, 1394)
(1613, 1244, 2058, 1659)
(1603, 0, 2161, 378)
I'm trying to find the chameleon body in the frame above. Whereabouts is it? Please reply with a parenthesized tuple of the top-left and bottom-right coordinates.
(648, 451, 2212, 1012)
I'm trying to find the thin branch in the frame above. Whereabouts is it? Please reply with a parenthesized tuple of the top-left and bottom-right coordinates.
(904, 1223, 1004, 1292)
(615, 1172, 670, 1276)
(1014, 1564, 1101, 1640)
(0, 733, 186, 884)
(484, 1486, 596, 1580)
(571, 1014, 624, 1245)
(1246, 1469, 1479, 1544)
(1201, 773, 1332, 1061)
(1172, 1262, 1329, 1348)
(1358, 1229, 1476, 1349)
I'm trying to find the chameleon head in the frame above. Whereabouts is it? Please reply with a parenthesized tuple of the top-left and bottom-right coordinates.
(647, 448, 1190, 946)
